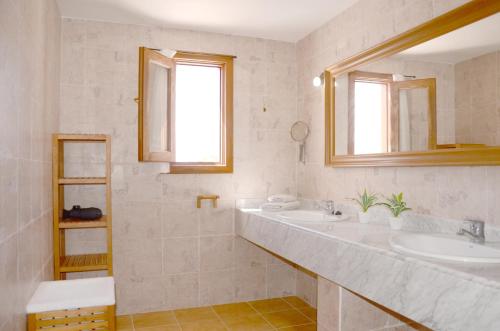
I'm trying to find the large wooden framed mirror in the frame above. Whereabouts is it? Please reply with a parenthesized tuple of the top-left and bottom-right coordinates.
(325, 0, 500, 167)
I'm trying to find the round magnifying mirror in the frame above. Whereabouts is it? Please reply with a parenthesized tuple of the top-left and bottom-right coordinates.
(290, 121, 310, 142)
(290, 121, 310, 164)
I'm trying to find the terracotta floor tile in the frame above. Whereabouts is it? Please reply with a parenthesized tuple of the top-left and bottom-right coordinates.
(263, 309, 312, 328)
(278, 323, 317, 331)
(136, 326, 182, 331)
(249, 298, 292, 313)
(174, 307, 219, 323)
(283, 296, 309, 309)
(224, 314, 274, 331)
(298, 307, 317, 321)
(117, 315, 134, 330)
(179, 319, 227, 331)
(132, 311, 178, 328)
(213, 302, 257, 320)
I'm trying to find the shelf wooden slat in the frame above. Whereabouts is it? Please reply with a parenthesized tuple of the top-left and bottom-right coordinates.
(58, 177, 107, 185)
(59, 253, 108, 273)
(59, 216, 108, 229)
(55, 134, 108, 142)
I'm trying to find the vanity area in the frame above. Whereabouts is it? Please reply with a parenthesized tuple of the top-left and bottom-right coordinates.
(236, 206, 500, 331)
(238, 2, 500, 331)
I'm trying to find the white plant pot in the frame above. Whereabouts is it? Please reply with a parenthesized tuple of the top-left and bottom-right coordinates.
(358, 211, 370, 224)
(389, 216, 403, 230)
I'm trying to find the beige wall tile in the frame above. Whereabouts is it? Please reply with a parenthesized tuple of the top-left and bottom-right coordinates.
(164, 237, 199, 274)
(200, 235, 234, 271)
(235, 266, 267, 301)
(0, 0, 60, 329)
(267, 261, 297, 298)
(200, 200, 234, 235)
(162, 200, 199, 238)
(164, 273, 199, 309)
(296, 268, 318, 308)
(199, 270, 236, 305)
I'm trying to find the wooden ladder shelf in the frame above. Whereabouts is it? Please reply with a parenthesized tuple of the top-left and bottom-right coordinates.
(52, 134, 113, 280)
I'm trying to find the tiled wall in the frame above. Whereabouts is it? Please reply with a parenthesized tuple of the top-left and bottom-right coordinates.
(455, 50, 500, 145)
(0, 0, 61, 330)
(317, 277, 427, 331)
(295, 0, 487, 310)
(59, 18, 304, 314)
(296, 0, 500, 227)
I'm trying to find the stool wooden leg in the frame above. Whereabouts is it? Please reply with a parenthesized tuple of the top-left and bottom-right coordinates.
(27, 314, 36, 331)
(107, 305, 116, 331)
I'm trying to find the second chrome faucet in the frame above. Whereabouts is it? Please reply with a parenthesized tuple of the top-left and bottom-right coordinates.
(457, 220, 485, 244)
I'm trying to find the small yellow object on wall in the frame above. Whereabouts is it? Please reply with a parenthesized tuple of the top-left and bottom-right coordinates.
(196, 195, 220, 208)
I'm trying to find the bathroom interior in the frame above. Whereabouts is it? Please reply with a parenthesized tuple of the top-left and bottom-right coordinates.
(2, 0, 500, 330)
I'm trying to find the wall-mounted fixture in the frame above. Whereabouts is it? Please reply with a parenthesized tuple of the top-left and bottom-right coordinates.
(196, 195, 219, 208)
(312, 73, 324, 87)
(290, 121, 310, 164)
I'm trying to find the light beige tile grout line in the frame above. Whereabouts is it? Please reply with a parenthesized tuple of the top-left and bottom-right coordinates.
(171, 309, 182, 330)
(209, 305, 231, 331)
(246, 300, 279, 330)
(246, 297, 317, 330)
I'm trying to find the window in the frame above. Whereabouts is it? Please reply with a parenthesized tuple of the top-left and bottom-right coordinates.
(138, 48, 234, 173)
(171, 52, 233, 173)
(348, 71, 392, 155)
(175, 64, 221, 162)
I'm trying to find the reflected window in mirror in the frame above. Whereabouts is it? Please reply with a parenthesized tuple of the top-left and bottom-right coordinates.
(348, 71, 392, 154)
(325, 1, 500, 167)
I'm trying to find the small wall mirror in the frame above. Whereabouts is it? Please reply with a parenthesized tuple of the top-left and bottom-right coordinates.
(138, 47, 176, 162)
(325, 2, 500, 167)
(290, 121, 310, 164)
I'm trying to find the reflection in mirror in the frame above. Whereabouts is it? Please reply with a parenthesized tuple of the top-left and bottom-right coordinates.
(333, 12, 500, 157)
(147, 61, 170, 153)
(390, 78, 436, 152)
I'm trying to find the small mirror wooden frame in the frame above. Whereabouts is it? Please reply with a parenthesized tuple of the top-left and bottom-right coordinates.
(138, 47, 175, 162)
(325, 0, 500, 167)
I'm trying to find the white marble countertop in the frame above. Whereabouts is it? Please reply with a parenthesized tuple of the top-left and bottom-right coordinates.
(236, 208, 500, 331)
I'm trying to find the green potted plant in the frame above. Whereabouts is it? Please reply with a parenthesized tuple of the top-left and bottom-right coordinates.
(351, 189, 379, 224)
(381, 193, 411, 230)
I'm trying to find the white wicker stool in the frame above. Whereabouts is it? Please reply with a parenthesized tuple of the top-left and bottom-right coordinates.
(26, 277, 116, 331)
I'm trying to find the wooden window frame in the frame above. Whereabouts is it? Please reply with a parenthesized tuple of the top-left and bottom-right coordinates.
(138, 47, 176, 162)
(389, 78, 437, 152)
(169, 51, 234, 174)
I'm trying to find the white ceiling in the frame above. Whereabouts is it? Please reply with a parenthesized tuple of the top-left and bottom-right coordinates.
(397, 13, 500, 64)
(56, 0, 357, 42)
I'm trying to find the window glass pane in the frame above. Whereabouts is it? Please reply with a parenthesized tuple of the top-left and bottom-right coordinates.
(175, 64, 221, 162)
(147, 61, 169, 152)
(354, 81, 387, 154)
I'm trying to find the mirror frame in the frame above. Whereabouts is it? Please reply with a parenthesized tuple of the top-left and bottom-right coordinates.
(325, 0, 500, 167)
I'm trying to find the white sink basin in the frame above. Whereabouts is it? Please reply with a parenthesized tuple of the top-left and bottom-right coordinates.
(390, 233, 500, 263)
(277, 210, 349, 223)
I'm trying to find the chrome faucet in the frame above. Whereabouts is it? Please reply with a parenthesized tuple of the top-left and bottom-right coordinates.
(320, 200, 335, 215)
(457, 220, 485, 244)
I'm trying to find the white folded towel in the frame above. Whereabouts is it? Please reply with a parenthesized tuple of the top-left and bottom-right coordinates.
(261, 200, 300, 211)
(267, 194, 297, 203)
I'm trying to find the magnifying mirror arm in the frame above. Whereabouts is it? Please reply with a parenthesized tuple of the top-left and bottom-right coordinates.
(299, 142, 306, 164)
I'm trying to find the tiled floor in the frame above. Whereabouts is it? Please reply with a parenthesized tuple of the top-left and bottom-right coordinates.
(117, 296, 317, 331)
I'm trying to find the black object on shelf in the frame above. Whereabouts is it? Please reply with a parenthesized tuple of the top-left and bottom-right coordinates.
(63, 205, 103, 220)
